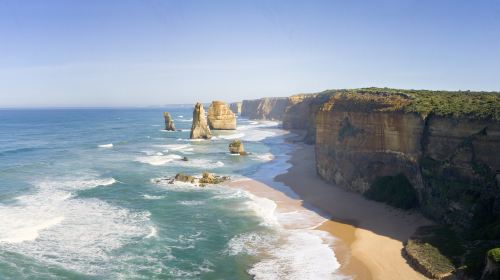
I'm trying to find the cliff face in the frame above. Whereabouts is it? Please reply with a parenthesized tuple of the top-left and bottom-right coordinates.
(314, 92, 500, 229)
(229, 102, 242, 115)
(282, 93, 332, 144)
(207, 101, 236, 130)
(241, 97, 290, 120)
(420, 116, 500, 228)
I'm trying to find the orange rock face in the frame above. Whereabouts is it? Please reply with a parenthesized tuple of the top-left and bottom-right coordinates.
(190, 103, 212, 139)
(207, 101, 236, 130)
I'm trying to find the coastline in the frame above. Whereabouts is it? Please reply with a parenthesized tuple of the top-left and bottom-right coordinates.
(228, 135, 432, 279)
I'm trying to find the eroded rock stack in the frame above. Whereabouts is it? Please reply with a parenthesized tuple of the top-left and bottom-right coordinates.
(229, 140, 247, 155)
(163, 112, 176, 131)
(207, 101, 236, 130)
(190, 102, 212, 139)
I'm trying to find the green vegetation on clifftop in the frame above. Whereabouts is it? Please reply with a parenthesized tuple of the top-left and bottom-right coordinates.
(319, 87, 500, 120)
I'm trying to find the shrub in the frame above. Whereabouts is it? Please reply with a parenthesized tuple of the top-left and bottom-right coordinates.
(364, 173, 418, 209)
(488, 248, 500, 263)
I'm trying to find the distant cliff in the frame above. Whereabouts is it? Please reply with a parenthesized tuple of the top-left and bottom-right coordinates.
(229, 102, 242, 115)
(241, 97, 290, 120)
(282, 93, 332, 144)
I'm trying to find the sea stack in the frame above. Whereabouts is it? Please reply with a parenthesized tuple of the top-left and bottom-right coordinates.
(163, 112, 176, 131)
(190, 102, 212, 139)
(229, 140, 247, 155)
(207, 101, 236, 130)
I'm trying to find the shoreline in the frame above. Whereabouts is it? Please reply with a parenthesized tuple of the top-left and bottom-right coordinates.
(275, 142, 432, 280)
(228, 135, 432, 279)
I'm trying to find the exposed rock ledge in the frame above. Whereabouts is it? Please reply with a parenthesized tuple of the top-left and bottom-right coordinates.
(153, 172, 230, 187)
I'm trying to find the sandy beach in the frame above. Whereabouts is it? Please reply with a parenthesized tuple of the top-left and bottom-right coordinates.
(229, 141, 432, 280)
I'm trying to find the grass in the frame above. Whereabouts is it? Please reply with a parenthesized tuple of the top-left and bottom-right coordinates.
(363, 174, 418, 209)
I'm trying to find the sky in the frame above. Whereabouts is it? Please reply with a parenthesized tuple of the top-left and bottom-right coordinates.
(0, 0, 499, 107)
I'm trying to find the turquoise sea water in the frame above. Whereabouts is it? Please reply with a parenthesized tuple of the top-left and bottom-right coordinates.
(0, 108, 343, 280)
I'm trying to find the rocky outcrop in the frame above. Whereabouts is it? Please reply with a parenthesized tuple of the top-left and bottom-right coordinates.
(163, 112, 176, 131)
(154, 172, 230, 187)
(241, 97, 290, 120)
(314, 91, 500, 230)
(174, 173, 195, 183)
(190, 103, 212, 139)
(229, 140, 246, 155)
(230, 102, 242, 115)
(207, 101, 237, 130)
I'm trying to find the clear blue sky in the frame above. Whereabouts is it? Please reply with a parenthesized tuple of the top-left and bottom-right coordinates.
(1, 0, 499, 107)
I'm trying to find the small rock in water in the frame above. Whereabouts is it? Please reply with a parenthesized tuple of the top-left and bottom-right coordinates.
(175, 173, 195, 183)
(182, 156, 189, 161)
(229, 140, 246, 155)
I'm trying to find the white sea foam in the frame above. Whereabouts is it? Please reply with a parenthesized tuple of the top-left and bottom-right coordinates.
(244, 130, 278, 141)
(98, 143, 113, 148)
(142, 194, 165, 200)
(222, 130, 347, 279)
(252, 153, 275, 162)
(0, 177, 154, 275)
(157, 144, 193, 152)
(244, 192, 279, 226)
(140, 150, 156, 156)
(248, 230, 343, 280)
(226, 232, 278, 256)
(135, 154, 183, 166)
(177, 200, 205, 206)
(166, 158, 225, 169)
(216, 133, 245, 140)
(146, 226, 158, 238)
(276, 210, 328, 230)
(152, 144, 194, 154)
(0, 216, 65, 243)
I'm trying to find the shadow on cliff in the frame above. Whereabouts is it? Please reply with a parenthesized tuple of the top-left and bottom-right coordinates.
(242, 129, 431, 245)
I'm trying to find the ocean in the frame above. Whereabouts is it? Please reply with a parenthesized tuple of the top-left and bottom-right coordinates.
(0, 107, 344, 279)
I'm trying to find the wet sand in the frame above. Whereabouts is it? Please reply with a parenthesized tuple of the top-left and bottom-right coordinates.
(228, 141, 432, 279)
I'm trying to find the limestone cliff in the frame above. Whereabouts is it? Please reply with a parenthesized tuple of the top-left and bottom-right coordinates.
(229, 102, 242, 115)
(236, 88, 500, 278)
(241, 97, 290, 120)
(314, 90, 500, 231)
(207, 101, 236, 130)
(190, 103, 212, 139)
(282, 93, 332, 144)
